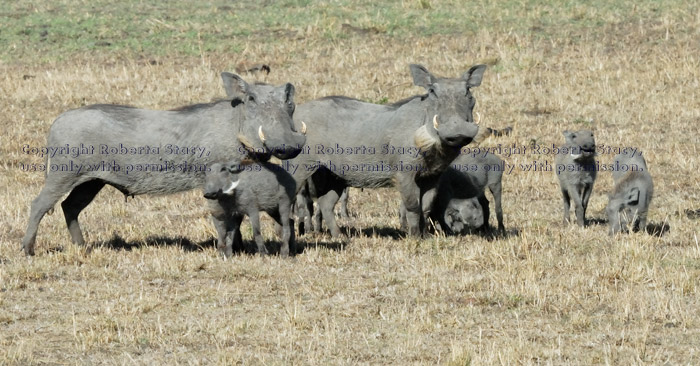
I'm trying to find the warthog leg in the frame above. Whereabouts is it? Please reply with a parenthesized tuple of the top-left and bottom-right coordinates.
(272, 219, 296, 256)
(22, 178, 76, 255)
(312, 201, 322, 232)
(571, 185, 586, 227)
(301, 198, 313, 234)
(338, 187, 350, 219)
(489, 180, 505, 233)
(477, 194, 491, 232)
(230, 215, 244, 256)
(581, 182, 593, 225)
(246, 207, 268, 255)
(634, 211, 648, 233)
(269, 208, 295, 257)
(214, 213, 243, 258)
(294, 186, 313, 235)
(61, 180, 106, 246)
(560, 189, 571, 225)
(398, 175, 425, 236)
(305, 169, 346, 237)
(279, 200, 295, 257)
(317, 190, 343, 238)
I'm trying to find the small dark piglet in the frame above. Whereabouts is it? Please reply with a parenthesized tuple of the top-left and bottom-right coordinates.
(204, 162, 296, 257)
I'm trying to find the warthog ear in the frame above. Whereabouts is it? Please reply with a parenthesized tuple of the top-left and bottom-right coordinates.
(625, 187, 641, 205)
(562, 130, 575, 141)
(283, 83, 295, 105)
(409, 64, 435, 89)
(221, 72, 249, 99)
(463, 64, 487, 87)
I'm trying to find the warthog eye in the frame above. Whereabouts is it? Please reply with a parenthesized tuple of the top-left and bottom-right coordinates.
(247, 95, 256, 103)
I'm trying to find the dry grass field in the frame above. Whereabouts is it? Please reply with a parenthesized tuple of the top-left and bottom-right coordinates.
(1, 1, 699, 364)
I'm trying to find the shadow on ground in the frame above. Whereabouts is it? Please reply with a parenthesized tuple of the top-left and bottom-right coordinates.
(586, 216, 670, 238)
(92, 233, 349, 257)
(305, 223, 520, 242)
(586, 217, 609, 226)
(299, 224, 405, 240)
(646, 222, 671, 237)
(350, 226, 405, 240)
(95, 235, 216, 252)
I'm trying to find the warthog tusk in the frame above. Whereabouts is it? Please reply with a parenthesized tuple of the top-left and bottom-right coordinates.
(222, 180, 239, 195)
(475, 112, 481, 125)
(301, 121, 307, 135)
(433, 114, 439, 130)
(237, 133, 254, 149)
(258, 126, 266, 143)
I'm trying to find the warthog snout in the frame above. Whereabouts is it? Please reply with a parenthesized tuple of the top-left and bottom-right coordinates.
(444, 134, 473, 147)
(564, 130, 596, 160)
(241, 127, 306, 160)
(581, 143, 595, 157)
(204, 163, 240, 200)
(267, 132, 306, 159)
(432, 114, 480, 148)
(203, 190, 221, 200)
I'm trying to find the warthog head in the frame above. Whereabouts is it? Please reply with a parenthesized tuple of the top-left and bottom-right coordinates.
(444, 198, 484, 234)
(410, 64, 487, 150)
(203, 162, 245, 200)
(562, 130, 596, 161)
(222, 72, 306, 160)
(606, 189, 640, 235)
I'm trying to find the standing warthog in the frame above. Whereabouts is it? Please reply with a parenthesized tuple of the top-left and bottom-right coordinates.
(275, 64, 487, 237)
(554, 130, 597, 227)
(433, 151, 505, 234)
(606, 151, 653, 235)
(22, 73, 306, 256)
(204, 162, 296, 257)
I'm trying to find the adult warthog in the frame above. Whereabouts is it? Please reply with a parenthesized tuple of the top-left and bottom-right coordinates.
(21, 73, 306, 255)
(289, 64, 486, 236)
